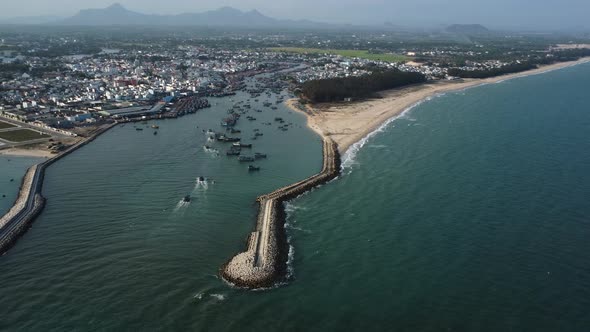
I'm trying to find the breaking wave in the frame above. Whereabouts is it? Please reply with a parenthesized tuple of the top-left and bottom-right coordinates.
(341, 96, 436, 171)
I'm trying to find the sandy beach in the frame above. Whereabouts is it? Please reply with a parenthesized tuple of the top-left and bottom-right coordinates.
(287, 57, 590, 154)
(0, 147, 54, 158)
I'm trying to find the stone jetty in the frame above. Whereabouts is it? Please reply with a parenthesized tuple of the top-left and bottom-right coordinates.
(0, 123, 116, 255)
(221, 138, 341, 288)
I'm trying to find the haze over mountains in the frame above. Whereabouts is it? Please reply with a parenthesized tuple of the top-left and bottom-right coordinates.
(5, 3, 332, 28)
(0, 3, 498, 34)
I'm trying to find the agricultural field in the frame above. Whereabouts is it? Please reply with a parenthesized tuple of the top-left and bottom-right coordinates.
(269, 47, 409, 62)
(0, 121, 16, 129)
(0, 129, 50, 142)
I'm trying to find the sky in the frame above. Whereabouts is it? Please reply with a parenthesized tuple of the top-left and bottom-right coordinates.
(1, 0, 588, 30)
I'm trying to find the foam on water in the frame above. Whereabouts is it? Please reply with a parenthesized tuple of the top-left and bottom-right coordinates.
(285, 243, 295, 280)
(173, 199, 190, 214)
(194, 178, 209, 191)
(284, 202, 309, 213)
(341, 96, 436, 171)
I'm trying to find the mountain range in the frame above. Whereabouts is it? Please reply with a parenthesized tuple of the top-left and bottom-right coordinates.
(0, 3, 491, 34)
(3, 3, 332, 28)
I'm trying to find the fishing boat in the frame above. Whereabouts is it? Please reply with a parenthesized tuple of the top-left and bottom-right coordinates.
(248, 165, 260, 172)
(254, 153, 267, 159)
(226, 148, 241, 156)
(238, 156, 255, 162)
(233, 142, 252, 148)
(151, 125, 159, 129)
(183, 195, 191, 202)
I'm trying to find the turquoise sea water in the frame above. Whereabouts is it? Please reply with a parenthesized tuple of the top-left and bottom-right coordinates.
(1, 64, 590, 331)
(0, 156, 43, 215)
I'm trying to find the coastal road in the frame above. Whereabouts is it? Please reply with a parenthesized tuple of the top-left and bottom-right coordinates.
(0, 116, 70, 138)
(255, 199, 274, 267)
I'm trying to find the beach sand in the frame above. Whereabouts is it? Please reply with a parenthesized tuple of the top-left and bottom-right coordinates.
(287, 57, 590, 154)
(0, 148, 54, 158)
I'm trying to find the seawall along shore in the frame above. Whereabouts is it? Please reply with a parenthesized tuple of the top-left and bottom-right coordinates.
(221, 138, 341, 289)
(0, 122, 117, 255)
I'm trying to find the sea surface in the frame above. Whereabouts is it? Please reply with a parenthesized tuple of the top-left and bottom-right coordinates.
(1, 64, 590, 331)
(0, 156, 43, 215)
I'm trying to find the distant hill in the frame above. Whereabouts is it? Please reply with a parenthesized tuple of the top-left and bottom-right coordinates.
(446, 24, 490, 34)
(52, 3, 329, 28)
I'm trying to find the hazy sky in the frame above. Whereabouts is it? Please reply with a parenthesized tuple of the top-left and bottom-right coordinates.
(1, 0, 588, 29)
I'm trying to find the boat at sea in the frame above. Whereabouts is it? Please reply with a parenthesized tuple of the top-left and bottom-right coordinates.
(151, 125, 159, 129)
(204, 145, 218, 153)
(136, 128, 143, 131)
(254, 152, 267, 159)
(215, 134, 240, 142)
(233, 142, 252, 148)
(248, 165, 260, 171)
(183, 195, 191, 203)
(226, 147, 241, 156)
(238, 156, 255, 162)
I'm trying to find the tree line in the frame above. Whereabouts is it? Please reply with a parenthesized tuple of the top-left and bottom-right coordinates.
(448, 49, 590, 79)
(300, 69, 426, 103)
(447, 62, 537, 79)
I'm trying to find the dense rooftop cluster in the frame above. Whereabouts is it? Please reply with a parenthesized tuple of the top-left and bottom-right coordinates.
(1, 29, 588, 134)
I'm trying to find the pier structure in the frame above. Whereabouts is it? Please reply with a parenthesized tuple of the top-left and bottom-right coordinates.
(222, 138, 341, 288)
(0, 123, 116, 255)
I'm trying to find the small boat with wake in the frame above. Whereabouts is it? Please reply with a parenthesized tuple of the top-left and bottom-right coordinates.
(203, 145, 218, 153)
(183, 195, 191, 203)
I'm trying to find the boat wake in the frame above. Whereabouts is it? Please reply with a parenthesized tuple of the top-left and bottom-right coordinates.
(173, 199, 190, 212)
(194, 177, 209, 191)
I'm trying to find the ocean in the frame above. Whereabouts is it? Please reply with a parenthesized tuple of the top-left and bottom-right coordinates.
(1, 64, 589, 331)
(0, 155, 42, 215)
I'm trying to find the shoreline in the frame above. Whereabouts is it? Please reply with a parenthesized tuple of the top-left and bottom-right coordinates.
(286, 57, 590, 154)
(0, 122, 117, 255)
(0, 148, 55, 158)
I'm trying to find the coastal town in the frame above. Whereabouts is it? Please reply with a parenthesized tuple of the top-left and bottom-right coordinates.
(2, 1, 590, 330)
(2, 28, 589, 154)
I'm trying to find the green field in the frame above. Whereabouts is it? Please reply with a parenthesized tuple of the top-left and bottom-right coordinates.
(0, 129, 50, 142)
(269, 47, 409, 62)
(0, 121, 16, 129)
